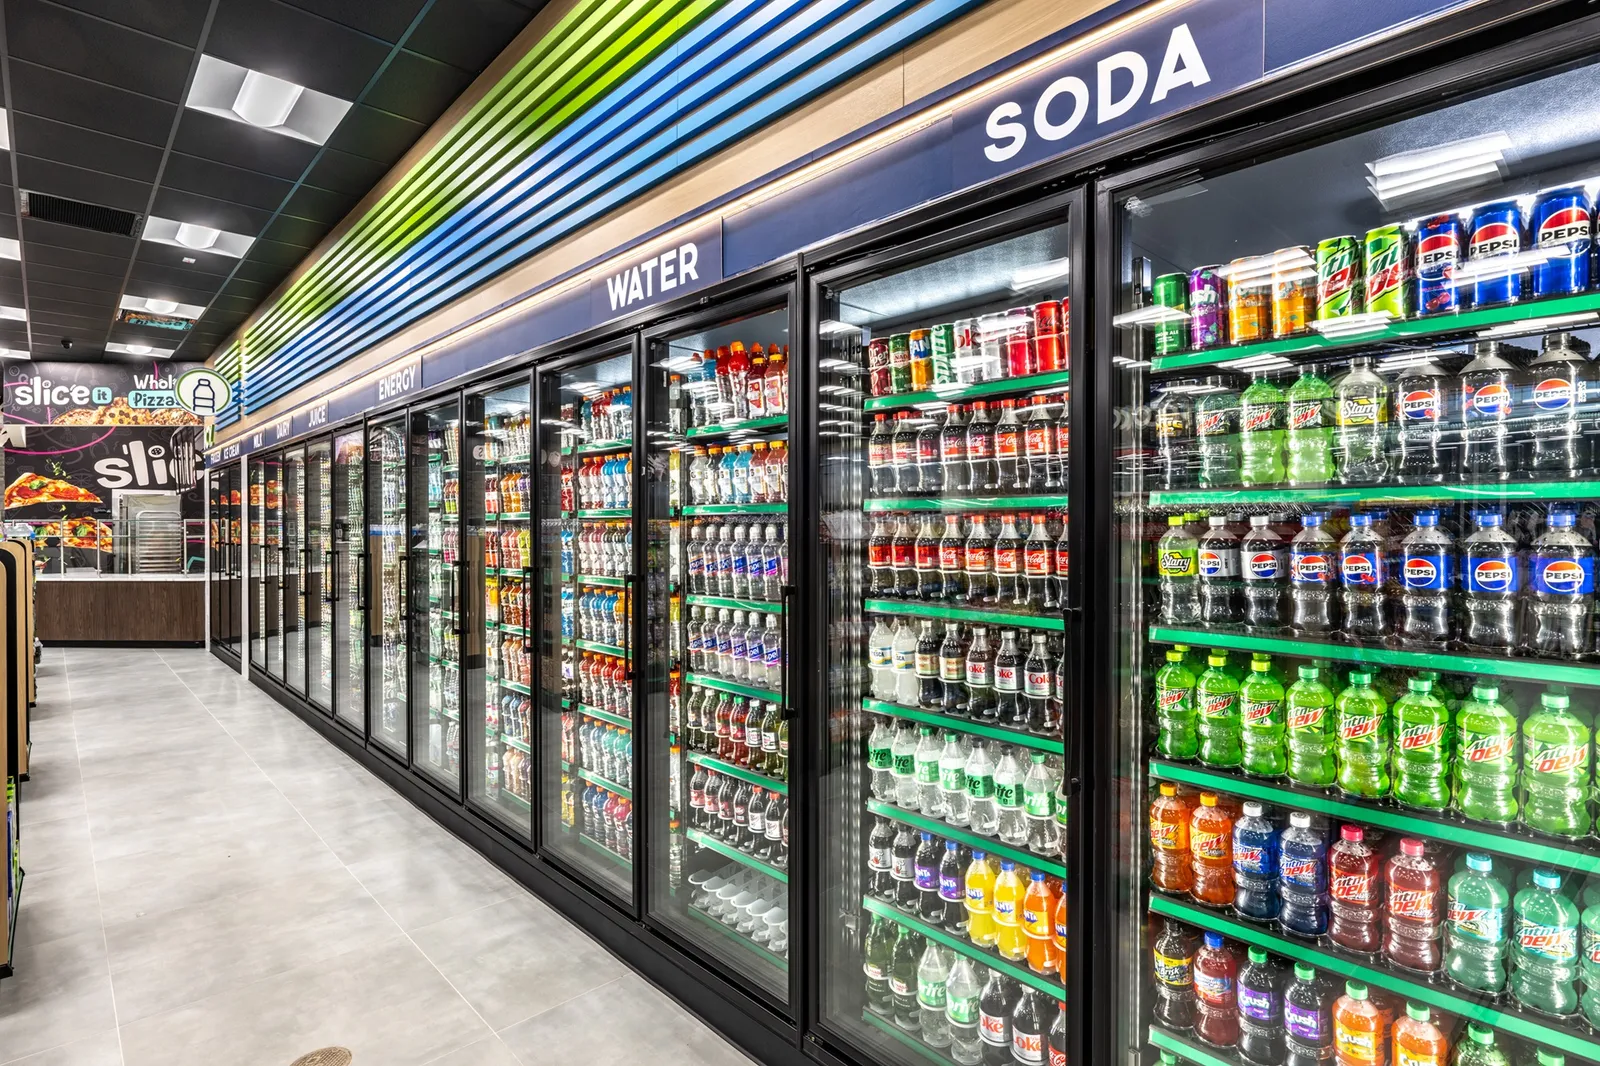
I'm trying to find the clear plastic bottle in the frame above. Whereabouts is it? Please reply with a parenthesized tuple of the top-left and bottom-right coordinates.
(1158, 515, 1202, 624)
(892, 722, 920, 808)
(894, 619, 920, 706)
(915, 726, 945, 816)
(966, 740, 999, 835)
(994, 747, 1027, 845)
(940, 732, 972, 827)
(1335, 356, 1390, 485)
(918, 942, 953, 1047)
(870, 617, 896, 700)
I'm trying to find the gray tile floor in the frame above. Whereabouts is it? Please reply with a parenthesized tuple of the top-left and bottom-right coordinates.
(0, 647, 757, 1066)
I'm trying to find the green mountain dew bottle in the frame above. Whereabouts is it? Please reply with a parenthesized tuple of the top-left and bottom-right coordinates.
(1454, 684, 1519, 825)
(1334, 670, 1389, 798)
(1522, 691, 1592, 839)
(1510, 868, 1581, 1016)
(1250, 652, 1283, 685)
(1284, 665, 1335, 787)
(1285, 366, 1335, 486)
(1444, 852, 1510, 993)
(1583, 900, 1600, 1028)
(1239, 656, 1286, 777)
(1195, 652, 1242, 768)
(1238, 372, 1286, 486)
(1392, 676, 1451, 810)
(1153, 649, 1199, 760)
(1453, 1024, 1510, 1066)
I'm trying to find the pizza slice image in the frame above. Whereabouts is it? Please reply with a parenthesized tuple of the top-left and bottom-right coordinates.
(4, 472, 102, 508)
(35, 516, 113, 551)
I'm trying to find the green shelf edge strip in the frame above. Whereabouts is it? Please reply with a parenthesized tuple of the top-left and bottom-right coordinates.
(861, 1010, 953, 1066)
(861, 895, 1062, 998)
(866, 600, 1065, 632)
(577, 703, 632, 729)
(685, 593, 784, 613)
(502, 733, 530, 753)
(1149, 290, 1600, 372)
(1147, 626, 1600, 686)
(1151, 760, 1600, 875)
(685, 415, 789, 439)
(486, 512, 531, 521)
(577, 831, 632, 870)
(495, 678, 532, 696)
(865, 798, 1065, 877)
(684, 900, 790, 971)
(862, 699, 1063, 754)
(577, 767, 631, 799)
(864, 495, 1069, 512)
(687, 751, 789, 795)
(1147, 481, 1600, 508)
(1149, 894, 1600, 1061)
(570, 573, 625, 587)
(679, 503, 789, 515)
(568, 439, 634, 456)
(574, 509, 632, 518)
(686, 827, 789, 883)
(502, 790, 531, 808)
(863, 370, 1072, 413)
(1148, 1026, 1239, 1066)
(684, 672, 782, 704)
(574, 638, 629, 658)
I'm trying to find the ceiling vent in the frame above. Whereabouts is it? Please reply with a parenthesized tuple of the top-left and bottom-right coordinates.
(20, 190, 143, 237)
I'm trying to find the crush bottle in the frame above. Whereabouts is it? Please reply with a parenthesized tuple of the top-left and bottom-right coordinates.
(1238, 946, 1285, 1066)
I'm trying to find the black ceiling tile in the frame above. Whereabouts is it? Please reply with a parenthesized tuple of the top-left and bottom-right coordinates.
(217, 278, 269, 303)
(0, 215, 17, 242)
(405, 0, 530, 73)
(302, 149, 390, 196)
(26, 280, 109, 306)
(280, 184, 359, 226)
(15, 156, 152, 214)
(52, 0, 213, 46)
(170, 111, 320, 182)
(0, 321, 28, 342)
(11, 113, 164, 184)
(21, 241, 129, 276)
(31, 310, 110, 333)
(242, 238, 311, 269)
(274, 0, 427, 44)
(134, 240, 237, 278)
(161, 152, 295, 213)
(7, 60, 178, 146)
(258, 214, 329, 249)
(363, 51, 474, 125)
(322, 105, 426, 165)
(26, 261, 126, 291)
(0, 280, 26, 304)
(125, 261, 229, 297)
(207, 294, 258, 314)
(20, 217, 135, 258)
(207, 0, 390, 100)
(149, 187, 273, 239)
(226, 257, 291, 286)
(28, 295, 115, 319)
(120, 279, 218, 309)
(0, 261, 20, 285)
(6, 0, 195, 102)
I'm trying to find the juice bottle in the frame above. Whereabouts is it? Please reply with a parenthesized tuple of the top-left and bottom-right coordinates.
(964, 850, 997, 947)
(1192, 931, 1240, 1047)
(1328, 824, 1382, 954)
(992, 859, 1026, 961)
(1051, 890, 1067, 977)
(1150, 782, 1195, 893)
(1333, 981, 1391, 1066)
(1189, 792, 1235, 907)
(1022, 871, 1060, 976)
(1384, 838, 1442, 973)
(1390, 1002, 1447, 1066)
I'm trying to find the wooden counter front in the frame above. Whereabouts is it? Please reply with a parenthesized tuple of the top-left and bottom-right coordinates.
(37, 576, 204, 644)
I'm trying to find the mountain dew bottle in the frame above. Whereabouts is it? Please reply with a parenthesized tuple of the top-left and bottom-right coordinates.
(1154, 649, 1199, 760)
(1522, 691, 1592, 839)
(1582, 900, 1600, 1027)
(1334, 671, 1389, 798)
(1284, 665, 1336, 787)
(1240, 656, 1286, 777)
(1445, 852, 1510, 993)
(1285, 366, 1335, 486)
(1510, 868, 1580, 1016)
(1196, 652, 1242, 768)
(1392, 677, 1451, 810)
(1454, 684, 1518, 824)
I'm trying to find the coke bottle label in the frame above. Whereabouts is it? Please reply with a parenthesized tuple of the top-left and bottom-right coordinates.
(1531, 743, 1587, 774)
(1388, 889, 1436, 918)
(941, 655, 965, 682)
(1201, 691, 1237, 718)
(1150, 820, 1180, 851)
(1151, 951, 1191, 987)
(948, 994, 980, 1024)
(1055, 421, 1070, 457)
(1339, 713, 1380, 740)
(1284, 1003, 1323, 1042)
(915, 543, 937, 569)
(1400, 388, 1442, 420)
(1024, 425, 1051, 455)
(1461, 732, 1515, 764)
(893, 541, 913, 567)
(1281, 858, 1319, 886)
(941, 435, 965, 461)
(1243, 699, 1279, 724)
(868, 543, 891, 568)
(1463, 555, 1519, 593)
(1291, 550, 1332, 584)
(1194, 971, 1233, 1003)
(892, 853, 913, 879)
(996, 546, 1020, 575)
(916, 652, 937, 677)
(1289, 399, 1328, 429)
(1025, 547, 1051, 576)
(1515, 919, 1577, 960)
(1337, 394, 1384, 426)
(918, 434, 939, 462)
(1532, 555, 1595, 595)
(1331, 872, 1374, 903)
(1341, 551, 1382, 585)
(1467, 382, 1514, 416)
(1244, 549, 1285, 580)
(1233, 844, 1269, 874)
(1050, 1045, 1067, 1066)
(1192, 828, 1228, 859)
(997, 427, 1020, 458)
(967, 660, 992, 687)
(868, 440, 889, 465)
(979, 1012, 1009, 1046)
(1055, 545, 1070, 577)
(1238, 985, 1277, 1021)
(1402, 554, 1449, 590)
(969, 433, 993, 459)
(941, 544, 963, 570)
(1533, 377, 1577, 410)
(917, 977, 947, 1010)
(940, 872, 963, 901)
(996, 664, 1020, 692)
(1025, 668, 1052, 696)
(1398, 723, 1446, 751)
(1447, 899, 1504, 943)
(966, 545, 993, 573)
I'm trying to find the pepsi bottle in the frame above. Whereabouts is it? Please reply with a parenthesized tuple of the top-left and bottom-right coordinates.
(1528, 510, 1595, 660)
(1394, 354, 1452, 483)
(1338, 513, 1388, 642)
(1289, 514, 1338, 635)
(1523, 332, 1593, 476)
(1459, 341, 1522, 481)
(1460, 510, 1520, 653)
(1240, 515, 1288, 631)
(1398, 510, 1453, 647)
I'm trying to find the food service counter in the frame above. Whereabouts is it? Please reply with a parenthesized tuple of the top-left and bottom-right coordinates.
(37, 573, 204, 644)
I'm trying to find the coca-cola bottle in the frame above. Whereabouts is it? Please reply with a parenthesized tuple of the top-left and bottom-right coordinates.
(1054, 516, 1070, 609)
(892, 516, 917, 599)
(868, 413, 893, 496)
(916, 620, 942, 708)
(939, 623, 969, 716)
(943, 404, 970, 493)
(968, 401, 998, 492)
(917, 411, 944, 495)
(940, 514, 967, 601)
(1024, 396, 1057, 492)
(915, 514, 942, 601)
(993, 629, 1025, 728)
(995, 513, 1023, 606)
(868, 516, 893, 597)
(966, 517, 997, 606)
(893, 412, 919, 495)
(1024, 515, 1054, 611)
(967, 626, 997, 721)
(1023, 634, 1052, 732)
(979, 971, 1020, 1066)
(1010, 989, 1045, 1066)
(995, 399, 1022, 491)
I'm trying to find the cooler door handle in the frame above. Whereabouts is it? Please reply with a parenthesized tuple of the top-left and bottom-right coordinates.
(623, 573, 635, 679)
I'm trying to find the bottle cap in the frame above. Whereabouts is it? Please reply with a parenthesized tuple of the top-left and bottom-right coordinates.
(1160, 1054, 1178, 1066)
(1251, 659, 1270, 673)
(1476, 512, 1503, 527)
(1544, 692, 1572, 710)
(1552, 512, 1576, 527)
(1299, 665, 1320, 680)
(1348, 671, 1372, 685)
(1304, 513, 1323, 527)
(946, 839, 959, 850)
(1203, 931, 1224, 949)
(1200, 793, 1218, 807)
(1345, 981, 1368, 1000)
(1159, 782, 1177, 797)
(1407, 677, 1433, 693)
(1341, 824, 1363, 842)
(972, 850, 986, 860)
(1247, 946, 1267, 963)
(1242, 801, 1264, 817)
(1000, 859, 1016, 870)
(1405, 1002, 1430, 1023)
(1466, 853, 1493, 873)
(1415, 511, 1438, 527)
(1537, 1051, 1566, 1066)
(1471, 684, 1500, 702)
(1031, 870, 1046, 881)
(1209, 516, 1227, 527)
(1168, 515, 1184, 527)
(1250, 515, 1269, 526)
(1290, 812, 1311, 828)
(1534, 868, 1562, 890)
(1208, 653, 1227, 667)
(1294, 963, 1315, 981)
(921, 831, 933, 841)
(1400, 838, 1424, 857)
(1468, 1024, 1494, 1046)
(1351, 513, 1371, 527)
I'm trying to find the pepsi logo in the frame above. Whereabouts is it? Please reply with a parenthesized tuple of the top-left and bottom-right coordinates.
(1416, 232, 1461, 276)
(1472, 559, 1515, 591)
(1470, 221, 1521, 258)
(1540, 558, 1587, 594)
(1198, 550, 1225, 577)
(1403, 557, 1439, 585)
(1341, 555, 1377, 583)
(1293, 554, 1329, 580)
(1472, 383, 1513, 414)
(1401, 390, 1440, 420)
(1248, 552, 1281, 578)
(1533, 378, 1575, 411)
(1537, 206, 1591, 253)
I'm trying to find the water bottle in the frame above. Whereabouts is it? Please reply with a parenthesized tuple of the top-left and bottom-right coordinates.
(1240, 515, 1288, 631)
(940, 732, 971, 827)
(1525, 332, 1594, 476)
(893, 722, 919, 808)
(1158, 515, 1200, 624)
(1278, 812, 1328, 938)
(1334, 356, 1389, 484)
(1290, 513, 1338, 634)
(1528, 511, 1594, 660)
(1459, 340, 1522, 481)
(1460, 511, 1520, 653)
(1337, 513, 1387, 641)
(1394, 354, 1452, 483)
(966, 740, 998, 834)
(1398, 510, 1452, 646)
(1198, 516, 1241, 624)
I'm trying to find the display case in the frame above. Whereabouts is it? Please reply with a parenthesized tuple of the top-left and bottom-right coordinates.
(255, 456, 281, 675)
(369, 417, 408, 760)
(281, 446, 305, 692)
(307, 437, 332, 712)
(333, 431, 365, 732)
(413, 402, 462, 791)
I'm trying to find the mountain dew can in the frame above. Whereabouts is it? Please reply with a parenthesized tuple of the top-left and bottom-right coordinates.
(1363, 225, 1412, 319)
(1316, 236, 1364, 320)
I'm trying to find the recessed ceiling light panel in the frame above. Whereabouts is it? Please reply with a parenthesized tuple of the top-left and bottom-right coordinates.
(106, 342, 174, 358)
(120, 294, 207, 321)
(186, 55, 352, 145)
(0, 238, 18, 261)
(0, 305, 26, 322)
(142, 216, 252, 258)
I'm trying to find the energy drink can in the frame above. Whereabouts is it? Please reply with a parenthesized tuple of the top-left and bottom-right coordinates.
(1415, 214, 1465, 316)
(1152, 273, 1188, 355)
(1271, 247, 1314, 338)
(1315, 236, 1363, 319)
(1226, 257, 1271, 344)
(929, 323, 956, 384)
(1530, 186, 1592, 298)
(1363, 225, 1412, 319)
(1468, 200, 1524, 307)
(1187, 266, 1226, 349)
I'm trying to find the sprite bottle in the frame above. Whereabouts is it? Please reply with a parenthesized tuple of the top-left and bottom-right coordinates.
(1284, 664, 1335, 787)
(1238, 372, 1286, 487)
(1239, 655, 1285, 777)
(1392, 676, 1451, 811)
(1334, 670, 1389, 798)
(1153, 649, 1199, 760)
(1454, 684, 1519, 824)
(1195, 652, 1242, 768)
(1444, 852, 1510, 993)
(1284, 367, 1335, 487)
(1522, 691, 1592, 838)
(1510, 868, 1581, 1016)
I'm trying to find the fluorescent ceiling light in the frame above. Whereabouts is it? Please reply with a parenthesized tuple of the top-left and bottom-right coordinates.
(0, 111, 9, 153)
(106, 342, 175, 358)
(0, 238, 18, 261)
(185, 55, 352, 145)
(1476, 311, 1600, 338)
(1309, 311, 1395, 338)
(818, 319, 862, 336)
(1112, 305, 1190, 327)
(1367, 132, 1511, 208)
(0, 305, 25, 322)
(120, 294, 207, 320)
(142, 216, 253, 258)
(0, 348, 27, 360)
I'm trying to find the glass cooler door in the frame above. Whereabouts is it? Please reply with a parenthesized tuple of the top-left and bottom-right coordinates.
(1108, 57, 1600, 1066)
(815, 220, 1075, 1066)
(211, 471, 228, 648)
(538, 348, 635, 903)
(307, 437, 333, 712)
(370, 417, 409, 759)
(282, 446, 306, 693)
(644, 304, 794, 1002)
(262, 454, 282, 677)
(333, 430, 365, 732)
(414, 402, 463, 793)
(227, 462, 243, 654)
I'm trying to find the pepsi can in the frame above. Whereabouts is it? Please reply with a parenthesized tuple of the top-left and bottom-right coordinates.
(1468, 200, 1524, 307)
(1416, 213, 1466, 316)
(1530, 186, 1592, 298)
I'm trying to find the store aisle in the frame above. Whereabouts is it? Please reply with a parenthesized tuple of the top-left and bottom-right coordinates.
(0, 648, 756, 1066)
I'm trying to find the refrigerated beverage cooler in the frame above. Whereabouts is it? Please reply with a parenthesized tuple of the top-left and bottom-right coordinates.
(369, 417, 409, 759)
(414, 402, 463, 789)
(1109, 56, 1600, 1066)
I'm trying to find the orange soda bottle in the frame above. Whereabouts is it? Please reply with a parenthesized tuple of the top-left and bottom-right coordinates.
(965, 850, 998, 947)
(1391, 1002, 1447, 1066)
(1022, 871, 1061, 976)
(1052, 890, 1066, 971)
(1150, 782, 1195, 893)
(1189, 792, 1234, 907)
(1333, 981, 1392, 1066)
(993, 859, 1027, 961)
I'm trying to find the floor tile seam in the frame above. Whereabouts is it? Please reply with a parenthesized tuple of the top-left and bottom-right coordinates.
(418, 1032, 531, 1066)
(491, 972, 627, 1037)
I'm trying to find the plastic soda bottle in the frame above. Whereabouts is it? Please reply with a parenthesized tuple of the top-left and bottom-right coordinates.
(1232, 800, 1280, 922)
(1283, 964, 1336, 1066)
(1453, 1024, 1509, 1066)
(1510, 868, 1580, 1016)
(992, 859, 1026, 962)
(1522, 691, 1592, 838)
(1335, 356, 1390, 485)
(1339, 514, 1389, 641)
(1241, 515, 1289, 630)
(1152, 920, 1197, 1031)
(1154, 649, 1200, 760)
(1444, 852, 1510, 993)
(1385, 838, 1442, 973)
(1149, 782, 1195, 893)
(1278, 812, 1328, 938)
(1189, 792, 1235, 907)
(1453, 684, 1518, 824)
(1021, 872, 1060, 976)
(1335, 671, 1390, 798)
(1195, 378, 1241, 487)
(1390, 1003, 1447, 1066)
(1398, 511, 1453, 647)
(1239, 371, 1287, 486)
(1198, 517, 1242, 625)
(1333, 981, 1391, 1066)
(1460, 511, 1520, 653)
(1285, 366, 1335, 486)
(1240, 657, 1287, 777)
(1392, 677, 1451, 810)
(1158, 515, 1201, 624)
(1237, 946, 1285, 1066)
(1290, 513, 1339, 634)
(964, 851, 997, 947)
(1196, 652, 1243, 768)
(1193, 931, 1240, 1046)
(1327, 824, 1382, 954)
(1581, 899, 1600, 1028)
(1285, 665, 1337, 787)
(1528, 511, 1595, 660)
